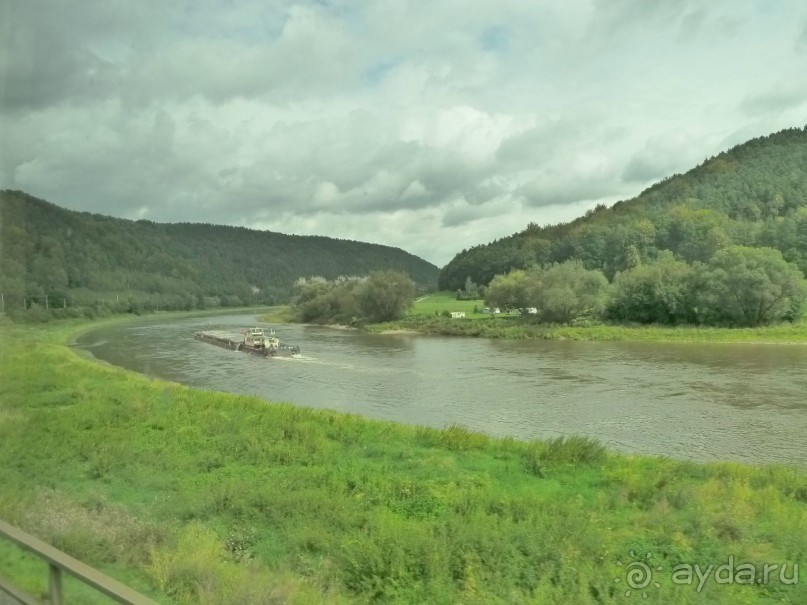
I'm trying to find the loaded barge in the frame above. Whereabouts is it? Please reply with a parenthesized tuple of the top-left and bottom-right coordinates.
(194, 327, 300, 358)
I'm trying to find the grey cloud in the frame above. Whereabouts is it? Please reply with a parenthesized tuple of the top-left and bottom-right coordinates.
(0, 1, 366, 111)
(588, 0, 749, 48)
(0, 1, 172, 110)
(495, 120, 581, 171)
(590, 0, 701, 39)
(622, 131, 700, 183)
(517, 174, 621, 208)
(622, 156, 667, 184)
(796, 21, 807, 52)
(442, 202, 498, 228)
(740, 86, 807, 117)
(464, 179, 507, 205)
(593, 0, 710, 30)
(0, 9, 96, 109)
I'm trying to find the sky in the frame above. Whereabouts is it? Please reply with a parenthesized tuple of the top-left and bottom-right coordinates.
(2, 1, 806, 266)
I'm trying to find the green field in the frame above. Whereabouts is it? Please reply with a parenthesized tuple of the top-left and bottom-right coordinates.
(366, 292, 807, 343)
(408, 292, 489, 317)
(0, 315, 804, 604)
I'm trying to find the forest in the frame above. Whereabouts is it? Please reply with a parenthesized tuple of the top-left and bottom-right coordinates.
(0, 191, 438, 321)
(439, 126, 807, 327)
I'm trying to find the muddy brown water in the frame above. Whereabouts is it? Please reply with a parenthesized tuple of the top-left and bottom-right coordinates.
(74, 314, 807, 465)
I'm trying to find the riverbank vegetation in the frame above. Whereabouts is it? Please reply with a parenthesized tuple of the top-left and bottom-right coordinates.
(370, 313, 807, 342)
(366, 291, 807, 343)
(290, 271, 417, 324)
(0, 317, 805, 604)
(483, 248, 806, 328)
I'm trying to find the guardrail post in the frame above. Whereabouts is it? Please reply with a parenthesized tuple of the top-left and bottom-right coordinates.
(49, 564, 63, 605)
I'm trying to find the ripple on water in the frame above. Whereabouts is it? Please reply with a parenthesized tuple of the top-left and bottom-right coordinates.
(73, 315, 807, 466)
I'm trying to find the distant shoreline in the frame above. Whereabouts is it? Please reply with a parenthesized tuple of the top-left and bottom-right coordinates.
(365, 316, 807, 344)
(262, 305, 807, 344)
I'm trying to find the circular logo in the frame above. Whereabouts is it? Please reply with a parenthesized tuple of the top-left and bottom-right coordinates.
(615, 551, 663, 598)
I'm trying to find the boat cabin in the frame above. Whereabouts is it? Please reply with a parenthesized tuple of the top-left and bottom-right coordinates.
(243, 327, 280, 349)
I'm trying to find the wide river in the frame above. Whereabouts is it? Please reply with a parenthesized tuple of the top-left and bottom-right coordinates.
(74, 313, 807, 465)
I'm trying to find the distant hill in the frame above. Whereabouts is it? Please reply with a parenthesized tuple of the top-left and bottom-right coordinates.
(0, 191, 438, 317)
(439, 126, 807, 290)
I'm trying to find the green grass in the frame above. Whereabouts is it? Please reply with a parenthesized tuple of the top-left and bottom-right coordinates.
(407, 292, 489, 318)
(365, 292, 807, 343)
(257, 305, 298, 324)
(2, 316, 804, 604)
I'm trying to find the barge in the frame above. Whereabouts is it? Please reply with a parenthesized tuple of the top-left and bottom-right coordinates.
(194, 327, 300, 358)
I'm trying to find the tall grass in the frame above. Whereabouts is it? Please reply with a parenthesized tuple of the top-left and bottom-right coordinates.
(0, 317, 804, 604)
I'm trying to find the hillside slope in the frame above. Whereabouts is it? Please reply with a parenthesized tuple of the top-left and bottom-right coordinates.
(0, 191, 438, 315)
(440, 126, 807, 289)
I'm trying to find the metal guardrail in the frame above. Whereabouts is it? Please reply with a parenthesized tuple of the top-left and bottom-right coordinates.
(0, 519, 159, 605)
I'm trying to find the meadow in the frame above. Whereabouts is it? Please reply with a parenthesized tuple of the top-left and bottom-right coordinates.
(0, 315, 804, 604)
(367, 292, 807, 343)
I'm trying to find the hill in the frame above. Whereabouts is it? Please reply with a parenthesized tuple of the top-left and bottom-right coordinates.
(439, 126, 807, 290)
(0, 191, 438, 318)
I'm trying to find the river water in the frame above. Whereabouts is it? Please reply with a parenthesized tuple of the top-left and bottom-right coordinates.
(73, 313, 807, 465)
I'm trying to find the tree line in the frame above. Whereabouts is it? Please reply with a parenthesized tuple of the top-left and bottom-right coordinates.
(0, 191, 438, 322)
(485, 247, 806, 327)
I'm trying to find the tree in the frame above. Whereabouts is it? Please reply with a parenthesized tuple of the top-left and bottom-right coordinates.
(608, 252, 696, 324)
(533, 261, 609, 323)
(695, 246, 807, 326)
(485, 270, 538, 313)
(356, 270, 416, 322)
(292, 276, 365, 323)
(662, 206, 730, 263)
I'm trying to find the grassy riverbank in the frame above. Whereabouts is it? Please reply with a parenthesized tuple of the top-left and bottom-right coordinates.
(362, 292, 807, 343)
(1, 316, 804, 604)
(266, 292, 807, 342)
(368, 314, 807, 343)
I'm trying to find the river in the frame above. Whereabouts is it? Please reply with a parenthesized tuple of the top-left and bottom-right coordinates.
(73, 313, 807, 465)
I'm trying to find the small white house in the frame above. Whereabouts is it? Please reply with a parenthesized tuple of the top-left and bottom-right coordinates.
(526, 307, 538, 314)
(450, 311, 466, 319)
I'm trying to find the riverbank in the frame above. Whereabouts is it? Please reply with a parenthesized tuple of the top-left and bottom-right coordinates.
(367, 314, 807, 343)
(267, 292, 807, 343)
(3, 316, 803, 604)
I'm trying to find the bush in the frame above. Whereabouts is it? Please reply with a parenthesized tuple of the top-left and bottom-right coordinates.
(695, 246, 807, 326)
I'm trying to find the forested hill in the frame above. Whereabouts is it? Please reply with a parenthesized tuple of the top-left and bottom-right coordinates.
(0, 191, 438, 317)
(440, 126, 807, 290)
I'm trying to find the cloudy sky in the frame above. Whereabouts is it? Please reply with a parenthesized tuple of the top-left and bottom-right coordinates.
(2, 1, 806, 266)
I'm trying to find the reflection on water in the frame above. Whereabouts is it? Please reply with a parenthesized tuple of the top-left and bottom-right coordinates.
(73, 314, 807, 465)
